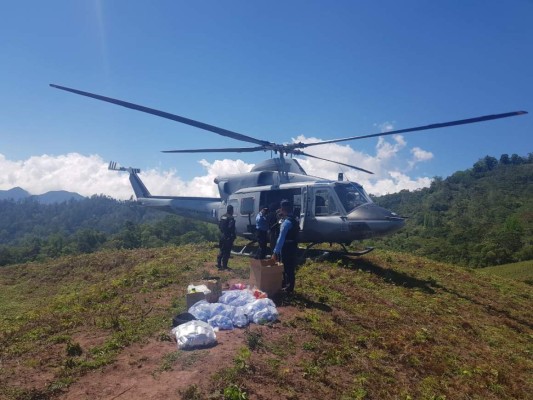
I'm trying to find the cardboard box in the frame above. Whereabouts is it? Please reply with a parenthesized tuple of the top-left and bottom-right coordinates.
(185, 277, 222, 309)
(249, 258, 284, 297)
(186, 291, 206, 309)
(204, 278, 222, 303)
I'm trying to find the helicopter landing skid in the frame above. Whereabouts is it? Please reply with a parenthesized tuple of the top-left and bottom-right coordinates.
(231, 240, 259, 257)
(342, 247, 375, 256)
(302, 243, 374, 260)
(340, 243, 375, 256)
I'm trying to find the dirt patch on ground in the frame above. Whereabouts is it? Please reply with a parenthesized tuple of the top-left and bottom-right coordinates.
(62, 333, 234, 399)
(61, 303, 301, 400)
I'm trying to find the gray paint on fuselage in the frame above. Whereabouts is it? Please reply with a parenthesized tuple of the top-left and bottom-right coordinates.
(137, 197, 220, 224)
(124, 162, 405, 245)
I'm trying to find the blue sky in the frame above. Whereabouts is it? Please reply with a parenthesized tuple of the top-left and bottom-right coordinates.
(0, 1, 531, 198)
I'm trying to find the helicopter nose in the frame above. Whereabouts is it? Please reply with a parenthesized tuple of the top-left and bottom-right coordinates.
(346, 203, 405, 238)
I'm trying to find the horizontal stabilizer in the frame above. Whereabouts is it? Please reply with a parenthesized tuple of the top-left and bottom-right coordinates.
(108, 161, 150, 198)
(108, 161, 140, 174)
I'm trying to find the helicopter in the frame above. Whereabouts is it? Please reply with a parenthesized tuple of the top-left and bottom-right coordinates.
(50, 84, 527, 255)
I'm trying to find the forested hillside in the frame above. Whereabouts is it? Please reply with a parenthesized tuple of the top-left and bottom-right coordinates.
(0, 196, 218, 266)
(372, 154, 533, 267)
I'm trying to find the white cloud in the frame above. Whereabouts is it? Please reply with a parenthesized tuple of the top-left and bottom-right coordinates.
(376, 135, 406, 160)
(374, 121, 395, 132)
(411, 147, 433, 162)
(293, 135, 433, 195)
(122, 158, 253, 198)
(0, 153, 128, 197)
(0, 138, 433, 200)
(408, 146, 434, 170)
(367, 171, 432, 194)
(0, 153, 253, 200)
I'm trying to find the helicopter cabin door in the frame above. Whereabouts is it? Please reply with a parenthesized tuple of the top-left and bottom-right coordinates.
(299, 186, 309, 232)
(304, 185, 347, 243)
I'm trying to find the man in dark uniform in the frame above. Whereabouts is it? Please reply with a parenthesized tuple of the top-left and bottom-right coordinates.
(266, 202, 281, 250)
(272, 200, 299, 293)
(217, 205, 236, 270)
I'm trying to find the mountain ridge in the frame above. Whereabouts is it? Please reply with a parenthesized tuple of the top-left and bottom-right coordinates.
(0, 187, 85, 203)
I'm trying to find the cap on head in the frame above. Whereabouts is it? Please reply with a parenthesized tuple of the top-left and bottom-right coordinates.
(227, 204, 234, 214)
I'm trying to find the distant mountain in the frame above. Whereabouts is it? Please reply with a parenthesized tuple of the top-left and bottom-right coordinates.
(32, 190, 86, 204)
(0, 187, 85, 203)
(0, 187, 30, 200)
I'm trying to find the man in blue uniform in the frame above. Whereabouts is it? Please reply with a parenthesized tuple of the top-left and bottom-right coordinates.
(272, 200, 299, 293)
(217, 205, 236, 270)
(255, 206, 269, 259)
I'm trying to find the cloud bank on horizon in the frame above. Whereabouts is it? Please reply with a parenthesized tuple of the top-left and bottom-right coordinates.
(0, 135, 433, 199)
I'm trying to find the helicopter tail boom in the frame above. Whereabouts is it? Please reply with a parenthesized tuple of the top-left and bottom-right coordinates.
(108, 161, 221, 224)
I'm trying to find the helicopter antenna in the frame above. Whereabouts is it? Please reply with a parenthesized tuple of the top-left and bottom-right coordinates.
(337, 165, 351, 183)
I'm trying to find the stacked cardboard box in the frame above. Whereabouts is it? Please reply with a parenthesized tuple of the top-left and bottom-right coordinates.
(186, 277, 222, 309)
(249, 258, 284, 297)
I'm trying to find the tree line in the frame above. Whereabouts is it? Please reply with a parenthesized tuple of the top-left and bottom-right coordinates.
(371, 153, 533, 267)
(0, 195, 218, 266)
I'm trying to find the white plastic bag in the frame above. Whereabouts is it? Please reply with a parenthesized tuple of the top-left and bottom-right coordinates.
(252, 306, 279, 324)
(208, 314, 234, 330)
(172, 320, 217, 349)
(189, 301, 236, 322)
(187, 284, 211, 295)
(233, 306, 249, 328)
(243, 298, 278, 323)
(188, 300, 212, 321)
(219, 290, 256, 307)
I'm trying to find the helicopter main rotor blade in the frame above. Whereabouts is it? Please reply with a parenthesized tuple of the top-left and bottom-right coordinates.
(162, 146, 266, 153)
(300, 111, 528, 148)
(297, 151, 374, 174)
(50, 84, 271, 147)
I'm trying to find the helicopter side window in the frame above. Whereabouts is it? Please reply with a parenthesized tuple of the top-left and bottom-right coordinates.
(334, 183, 369, 213)
(240, 197, 255, 215)
(314, 189, 338, 216)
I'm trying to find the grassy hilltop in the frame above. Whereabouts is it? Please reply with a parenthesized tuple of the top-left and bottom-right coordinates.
(0, 244, 531, 399)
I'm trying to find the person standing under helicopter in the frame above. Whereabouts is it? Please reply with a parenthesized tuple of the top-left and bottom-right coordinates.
(267, 202, 281, 250)
(255, 206, 269, 259)
(217, 205, 236, 270)
(272, 200, 299, 293)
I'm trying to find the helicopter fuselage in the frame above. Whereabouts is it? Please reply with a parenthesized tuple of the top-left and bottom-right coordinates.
(222, 179, 405, 243)
(121, 162, 405, 245)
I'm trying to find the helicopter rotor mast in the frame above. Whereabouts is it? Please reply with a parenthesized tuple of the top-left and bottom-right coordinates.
(50, 84, 527, 175)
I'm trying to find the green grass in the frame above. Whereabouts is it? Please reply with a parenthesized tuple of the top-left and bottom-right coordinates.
(229, 250, 533, 399)
(1, 245, 531, 399)
(477, 260, 533, 283)
(0, 243, 250, 399)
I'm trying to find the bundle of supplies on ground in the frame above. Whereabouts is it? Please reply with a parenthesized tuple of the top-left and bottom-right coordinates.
(188, 289, 279, 330)
(175, 284, 279, 349)
(172, 320, 217, 350)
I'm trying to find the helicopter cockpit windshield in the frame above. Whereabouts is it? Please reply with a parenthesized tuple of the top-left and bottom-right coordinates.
(334, 182, 372, 214)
